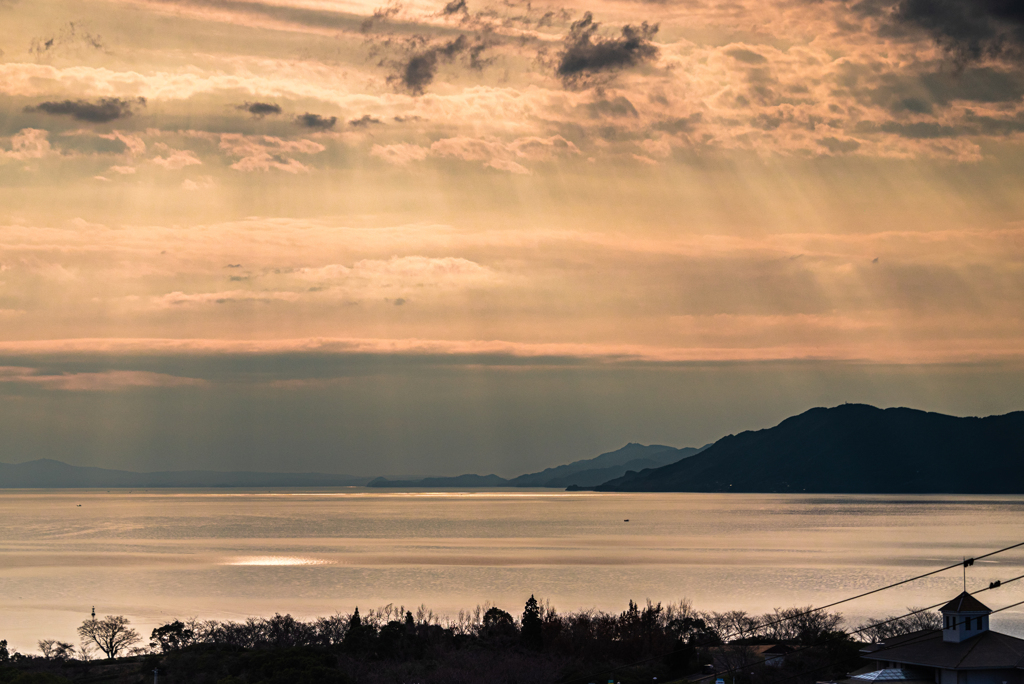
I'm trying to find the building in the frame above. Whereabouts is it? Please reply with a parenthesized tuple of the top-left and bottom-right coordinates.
(829, 593, 1024, 684)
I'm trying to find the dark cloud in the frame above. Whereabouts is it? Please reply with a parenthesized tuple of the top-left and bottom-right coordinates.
(389, 34, 488, 95)
(349, 114, 384, 127)
(841, 65, 1024, 115)
(393, 298, 407, 305)
(238, 101, 282, 117)
(227, 264, 242, 268)
(855, 120, 960, 138)
(818, 136, 862, 153)
(726, 47, 767, 64)
(361, 2, 402, 32)
(919, 68, 1024, 104)
(25, 97, 145, 123)
(556, 12, 659, 88)
(891, 0, 1024, 62)
(295, 113, 337, 129)
(587, 96, 638, 117)
(442, 0, 467, 15)
(963, 109, 1024, 134)
(891, 96, 933, 113)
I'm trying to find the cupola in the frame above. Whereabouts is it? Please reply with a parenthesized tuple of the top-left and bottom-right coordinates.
(939, 592, 991, 643)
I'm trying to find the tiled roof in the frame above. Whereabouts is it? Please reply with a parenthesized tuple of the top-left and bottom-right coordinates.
(852, 668, 930, 681)
(940, 592, 992, 614)
(863, 629, 1024, 670)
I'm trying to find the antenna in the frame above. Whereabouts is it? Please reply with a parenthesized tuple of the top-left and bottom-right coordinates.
(963, 557, 975, 592)
(91, 606, 95, 620)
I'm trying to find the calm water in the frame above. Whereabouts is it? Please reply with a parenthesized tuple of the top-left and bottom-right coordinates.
(2, 490, 1024, 652)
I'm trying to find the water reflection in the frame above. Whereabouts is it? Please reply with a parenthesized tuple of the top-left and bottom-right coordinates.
(1, 490, 1022, 651)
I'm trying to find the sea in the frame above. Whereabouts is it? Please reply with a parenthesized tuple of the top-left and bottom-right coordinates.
(2, 490, 1023, 653)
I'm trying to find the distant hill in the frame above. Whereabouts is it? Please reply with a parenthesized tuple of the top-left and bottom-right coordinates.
(579, 404, 1024, 493)
(366, 474, 510, 488)
(0, 459, 372, 488)
(507, 443, 707, 487)
(367, 443, 707, 488)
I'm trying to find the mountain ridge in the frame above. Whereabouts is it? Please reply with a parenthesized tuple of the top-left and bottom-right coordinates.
(577, 404, 1024, 493)
(366, 443, 708, 489)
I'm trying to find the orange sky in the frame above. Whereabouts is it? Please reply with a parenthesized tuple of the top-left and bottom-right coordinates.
(0, 0, 1022, 474)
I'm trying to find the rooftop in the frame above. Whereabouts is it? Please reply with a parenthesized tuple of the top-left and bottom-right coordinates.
(940, 592, 992, 614)
(862, 629, 1024, 670)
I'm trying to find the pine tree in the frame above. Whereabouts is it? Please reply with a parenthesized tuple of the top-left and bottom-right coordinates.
(521, 595, 543, 650)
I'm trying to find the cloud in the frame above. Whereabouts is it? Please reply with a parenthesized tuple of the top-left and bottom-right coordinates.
(25, 97, 145, 123)
(441, 0, 467, 16)
(891, 0, 1024, 62)
(556, 12, 659, 88)
(293, 255, 500, 292)
(349, 114, 383, 127)
(295, 113, 337, 129)
(108, 165, 136, 174)
(429, 135, 580, 173)
(152, 149, 203, 169)
(0, 367, 206, 391)
(587, 96, 639, 118)
(388, 34, 488, 95)
(370, 142, 429, 165)
(181, 176, 214, 190)
(216, 134, 325, 173)
(28, 21, 104, 58)
(2, 128, 51, 160)
(726, 47, 768, 65)
(818, 136, 861, 153)
(238, 101, 282, 117)
(153, 290, 303, 307)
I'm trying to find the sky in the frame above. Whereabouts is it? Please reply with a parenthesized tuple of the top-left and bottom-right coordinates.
(0, 0, 1022, 476)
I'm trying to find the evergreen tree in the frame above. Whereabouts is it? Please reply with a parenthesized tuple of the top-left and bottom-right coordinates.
(521, 595, 543, 650)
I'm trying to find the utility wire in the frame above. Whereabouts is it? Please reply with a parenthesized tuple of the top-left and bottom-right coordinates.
(727, 595, 1024, 684)
(695, 570, 1024, 684)
(560, 541, 1024, 684)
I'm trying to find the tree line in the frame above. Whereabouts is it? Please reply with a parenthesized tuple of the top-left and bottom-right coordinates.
(0, 599, 942, 684)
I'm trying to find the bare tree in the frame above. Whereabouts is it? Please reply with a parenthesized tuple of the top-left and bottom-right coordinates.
(857, 608, 943, 643)
(78, 615, 140, 659)
(39, 639, 77, 660)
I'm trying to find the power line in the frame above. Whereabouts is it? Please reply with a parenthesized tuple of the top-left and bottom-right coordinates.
(735, 594, 1024, 684)
(668, 574, 1024, 684)
(699, 570, 1024, 684)
(559, 541, 1024, 684)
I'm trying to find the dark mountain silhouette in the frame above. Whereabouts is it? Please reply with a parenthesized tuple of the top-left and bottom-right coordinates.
(507, 443, 707, 487)
(366, 443, 708, 488)
(0, 459, 372, 488)
(578, 404, 1024, 493)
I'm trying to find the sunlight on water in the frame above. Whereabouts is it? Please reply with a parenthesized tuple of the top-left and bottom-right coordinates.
(2, 489, 1023, 653)
(226, 556, 334, 566)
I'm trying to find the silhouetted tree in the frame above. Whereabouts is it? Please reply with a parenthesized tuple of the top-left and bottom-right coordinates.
(481, 606, 517, 641)
(0, 639, 8, 663)
(38, 639, 76, 660)
(341, 608, 375, 654)
(150, 620, 194, 653)
(77, 615, 140, 659)
(858, 608, 942, 643)
(521, 595, 543, 650)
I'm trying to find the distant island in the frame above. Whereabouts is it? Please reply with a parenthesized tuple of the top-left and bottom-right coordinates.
(3, 404, 1022, 492)
(574, 404, 1024, 493)
(366, 443, 708, 489)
